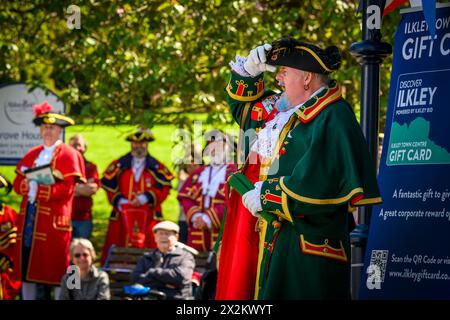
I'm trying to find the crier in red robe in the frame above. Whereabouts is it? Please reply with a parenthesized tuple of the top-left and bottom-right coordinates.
(12, 143, 85, 285)
(177, 163, 236, 252)
(101, 129, 174, 265)
(0, 174, 22, 300)
(10, 102, 85, 300)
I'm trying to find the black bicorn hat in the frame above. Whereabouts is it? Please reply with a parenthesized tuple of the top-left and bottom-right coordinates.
(32, 101, 75, 128)
(126, 128, 155, 142)
(266, 38, 341, 75)
(0, 174, 12, 195)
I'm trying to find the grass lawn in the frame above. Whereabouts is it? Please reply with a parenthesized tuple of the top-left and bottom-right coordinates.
(0, 123, 233, 255)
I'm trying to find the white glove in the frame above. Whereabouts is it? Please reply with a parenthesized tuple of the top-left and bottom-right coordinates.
(244, 44, 277, 77)
(136, 194, 148, 205)
(242, 181, 263, 217)
(118, 198, 129, 212)
(191, 213, 212, 229)
(28, 180, 38, 204)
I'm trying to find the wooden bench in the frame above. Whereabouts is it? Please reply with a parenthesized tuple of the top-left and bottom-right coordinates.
(102, 244, 212, 299)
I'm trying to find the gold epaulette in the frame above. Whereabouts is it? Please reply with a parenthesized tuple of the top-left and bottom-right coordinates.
(103, 162, 121, 180)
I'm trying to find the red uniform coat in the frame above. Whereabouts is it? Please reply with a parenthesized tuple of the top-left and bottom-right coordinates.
(0, 204, 21, 300)
(72, 159, 100, 221)
(177, 164, 236, 252)
(12, 143, 86, 285)
(101, 153, 173, 264)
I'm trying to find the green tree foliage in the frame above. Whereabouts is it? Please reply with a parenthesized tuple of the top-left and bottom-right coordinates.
(0, 0, 400, 129)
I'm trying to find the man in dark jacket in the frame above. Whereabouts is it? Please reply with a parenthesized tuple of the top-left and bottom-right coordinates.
(131, 221, 195, 300)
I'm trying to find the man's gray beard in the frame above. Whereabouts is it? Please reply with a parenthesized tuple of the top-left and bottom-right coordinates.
(132, 148, 147, 158)
(210, 155, 226, 165)
(206, 150, 231, 166)
(276, 93, 293, 111)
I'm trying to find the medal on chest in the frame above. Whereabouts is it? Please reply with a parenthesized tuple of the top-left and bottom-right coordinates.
(145, 178, 152, 188)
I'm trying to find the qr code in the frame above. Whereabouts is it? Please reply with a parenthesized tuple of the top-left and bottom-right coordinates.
(369, 250, 389, 282)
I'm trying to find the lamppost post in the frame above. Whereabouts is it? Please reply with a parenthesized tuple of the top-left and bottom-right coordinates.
(349, 0, 392, 299)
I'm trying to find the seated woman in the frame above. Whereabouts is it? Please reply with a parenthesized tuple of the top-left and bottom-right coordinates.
(59, 238, 110, 300)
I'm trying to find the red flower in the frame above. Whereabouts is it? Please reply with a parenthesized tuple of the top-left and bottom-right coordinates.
(33, 101, 53, 116)
(279, 147, 286, 156)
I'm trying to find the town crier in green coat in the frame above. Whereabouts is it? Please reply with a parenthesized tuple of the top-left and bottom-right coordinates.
(221, 38, 382, 300)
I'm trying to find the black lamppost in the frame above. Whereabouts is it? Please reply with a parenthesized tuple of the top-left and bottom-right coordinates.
(349, 0, 392, 299)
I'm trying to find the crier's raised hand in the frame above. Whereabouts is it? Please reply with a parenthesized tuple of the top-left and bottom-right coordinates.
(244, 43, 277, 77)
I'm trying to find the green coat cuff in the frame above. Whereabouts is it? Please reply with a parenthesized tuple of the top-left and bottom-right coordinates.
(260, 178, 294, 223)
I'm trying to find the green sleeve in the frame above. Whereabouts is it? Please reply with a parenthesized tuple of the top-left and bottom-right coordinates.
(225, 71, 276, 164)
(226, 71, 266, 129)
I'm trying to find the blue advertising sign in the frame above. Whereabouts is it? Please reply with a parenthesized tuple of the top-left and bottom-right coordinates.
(360, 4, 450, 299)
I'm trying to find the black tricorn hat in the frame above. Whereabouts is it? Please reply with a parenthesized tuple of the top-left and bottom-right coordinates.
(0, 174, 12, 195)
(126, 128, 155, 142)
(32, 101, 75, 127)
(266, 38, 341, 75)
